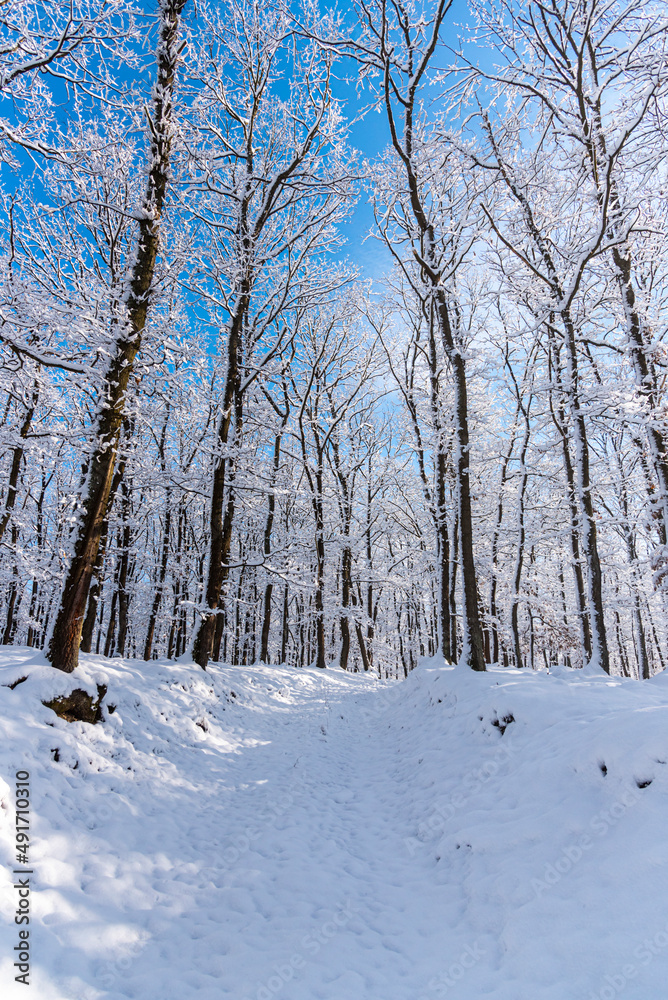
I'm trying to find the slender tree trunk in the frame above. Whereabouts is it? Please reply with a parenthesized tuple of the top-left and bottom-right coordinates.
(81, 427, 130, 654)
(613, 448, 649, 680)
(280, 585, 289, 664)
(192, 299, 245, 668)
(81, 518, 109, 653)
(448, 512, 459, 662)
(144, 492, 172, 660)
(114, 479, 134, 657)
(424, 309, 453, 661)
(47, 0, 188, 673)
(339, 546, 351, 670)
(314, 493, 326, 669)
(510, 418, 530, 668)
(375, 0, 483, 669)
(614, 603, 632, 679)
(645, 599, 665, 673)
(613, 244, 668, 536)
(489, 429, 516, 664)
(260, 424, 285, 663)
(260, 583, 273, 663)
(561, 314, 609, 672)
(27, 469, 49, 648)
(0, 394, 37, 645)
(104, 582, 119, 658)
(0, 390, 36, 545)
(2, 523, 20, 643)
(550, 372, 592, 664)
(167, 499, 185, 659)
(365, 468, 375, 670)
(432, 291, 485, 670)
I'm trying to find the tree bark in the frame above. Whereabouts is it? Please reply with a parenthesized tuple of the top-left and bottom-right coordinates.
(143, 492, 172, 661)
(510, 416, 530, 669)
(260, 417, 287, 663)
(0, 389, 36, 545)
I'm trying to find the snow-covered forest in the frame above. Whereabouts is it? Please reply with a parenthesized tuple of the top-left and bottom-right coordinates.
(1, 0, 667, 680)
(3, 0, 668, 682)
(2, 4, 668, 998)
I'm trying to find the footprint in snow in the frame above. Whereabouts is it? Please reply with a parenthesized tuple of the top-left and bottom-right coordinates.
(333, 790, 355, 804)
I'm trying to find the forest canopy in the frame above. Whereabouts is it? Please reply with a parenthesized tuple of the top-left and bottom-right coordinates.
(0, 0, 666, 679)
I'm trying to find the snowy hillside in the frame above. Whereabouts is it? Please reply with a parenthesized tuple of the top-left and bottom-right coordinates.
(1, 649, 668, 1000)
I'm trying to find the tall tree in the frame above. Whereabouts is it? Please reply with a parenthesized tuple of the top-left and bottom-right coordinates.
(47, 0, 188, 672)
(351, 0, 487, 670)
(188, 0, 351, 667)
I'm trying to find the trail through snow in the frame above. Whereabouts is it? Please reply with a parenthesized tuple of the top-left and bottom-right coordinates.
(2, 650, 668, 1000)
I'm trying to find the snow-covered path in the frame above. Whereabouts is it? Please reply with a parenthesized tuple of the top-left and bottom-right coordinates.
(141, 666, 462, 1000)
(2, 650, 668, 1000)
(0, 656, 473, 1000)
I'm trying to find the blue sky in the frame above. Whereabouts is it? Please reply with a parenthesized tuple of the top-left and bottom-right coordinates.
(327, 0, 481, 279)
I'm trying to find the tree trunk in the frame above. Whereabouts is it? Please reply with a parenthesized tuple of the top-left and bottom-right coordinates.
(489, 435, 514, 665)
(47, 0, 188, 672)
(143, 492, 172, 661)
(314, 496, 326, 669)
(0, 390, 36, 545)
(114, 479, 133, 657)
(549, 365, 592, 664)
(80, 518, 109, 654)
(260, 424, 285, 663)
(448, 512, 459, 662)
(510, 417, 530, 668)
(561, 313, 609, 673)
(339, 547, 352, 671)
(613, 446, 649, 680)
(280, 585, 289, 664)
(192, 298, 245, 668)
(425, 309, 453, 661)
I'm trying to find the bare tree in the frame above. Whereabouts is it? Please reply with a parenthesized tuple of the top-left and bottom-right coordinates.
(47, 0, 189, 672)
(188, 0, 352, 667)
(350, 0, 486, 670)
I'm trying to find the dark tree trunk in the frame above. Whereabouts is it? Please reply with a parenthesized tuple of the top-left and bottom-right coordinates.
(192, 301, 245, 668)
(80, 518, 109, 654)
(280, 585, 289, 664)
(0, 393, 36, 646)
(448, 513, 459, 662)
(114, 479, 133, 657)
(2, 525, 20, 643)
(314, 502, 326, 669)
(104, 585, 118, 658)
(260, 423, 286, 663)
(561, 314, 609, 673)
(143, 493, 171, 661)
(614, 448, 649, 680)
(0, 391, 35, 545)
(425, 309, 453, 661)
(510, 421, 530, 668)
(27, 470, 49, 648)
(550, 378, 592, 664)
(81, 429, 129, 654)
(339, 548, 351, 671)
(167, 499, 186, 659)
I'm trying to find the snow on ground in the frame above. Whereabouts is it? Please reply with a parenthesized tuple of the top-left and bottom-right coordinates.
(1, 648, 668, 1000)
